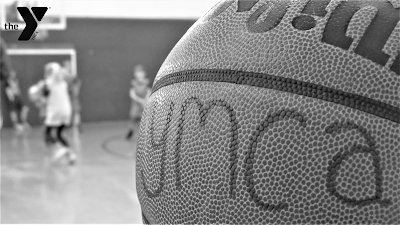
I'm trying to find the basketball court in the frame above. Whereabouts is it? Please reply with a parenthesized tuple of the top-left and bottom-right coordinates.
(1, 122, 142, 223)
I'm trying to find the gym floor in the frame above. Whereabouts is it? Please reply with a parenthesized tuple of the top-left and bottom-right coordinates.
(1, 122, 142, 224)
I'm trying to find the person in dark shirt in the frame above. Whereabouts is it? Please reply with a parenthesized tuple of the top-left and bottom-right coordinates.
(5, 71, 30, 132)
(1, 37, 14, 128)
(0, 37, 12, 82)
(62, 60, 82, 130)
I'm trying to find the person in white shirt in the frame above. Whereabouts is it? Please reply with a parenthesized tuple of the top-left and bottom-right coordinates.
(42, 62, 76, 164)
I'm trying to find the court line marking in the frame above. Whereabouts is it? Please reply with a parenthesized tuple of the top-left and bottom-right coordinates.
(101, 134, 135, 159)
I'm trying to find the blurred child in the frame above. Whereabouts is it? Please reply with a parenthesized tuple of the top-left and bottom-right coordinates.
(5, 71, 30, 132)
(62, 60, 82, 130)
(126, 65, 151, 140)
(1, 37, 14, 129)
(68, 77, 81, 129)
(42, 62, 76, 164)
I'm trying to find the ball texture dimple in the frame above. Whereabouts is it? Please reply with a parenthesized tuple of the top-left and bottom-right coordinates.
(137, 0, 399, 224)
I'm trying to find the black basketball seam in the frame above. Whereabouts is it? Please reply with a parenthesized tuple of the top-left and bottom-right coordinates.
(152, 69, 400, 124)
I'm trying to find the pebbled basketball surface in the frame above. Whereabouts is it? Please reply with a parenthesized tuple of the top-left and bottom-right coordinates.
(136, 0, 400, 224)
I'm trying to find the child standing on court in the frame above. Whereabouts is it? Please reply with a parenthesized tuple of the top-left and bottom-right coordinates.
(126, 65, 151, 140)
(62, 60, 82, 130)
(42, 62, 76, 164)
(5, 70, 30, 132)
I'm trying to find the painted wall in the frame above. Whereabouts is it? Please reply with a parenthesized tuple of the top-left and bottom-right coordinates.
(1, 18, 195, 127)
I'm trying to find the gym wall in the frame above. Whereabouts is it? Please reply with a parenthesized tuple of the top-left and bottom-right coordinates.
(1, 18, 195, 127)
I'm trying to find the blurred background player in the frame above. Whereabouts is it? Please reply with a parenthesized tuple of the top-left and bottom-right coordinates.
(41, 62, 77, 164)
(126, 65, 150, 140)
(62, 59, 82, 130)
(1, 37, 14, 129)
(4, 70, 30, 132)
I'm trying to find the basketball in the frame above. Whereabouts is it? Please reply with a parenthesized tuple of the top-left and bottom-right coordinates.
(28, 83, 43, 102)
(136, 0, 399, 224)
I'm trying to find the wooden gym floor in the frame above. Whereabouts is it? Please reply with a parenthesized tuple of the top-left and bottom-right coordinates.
(1, 121, 142, 224)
